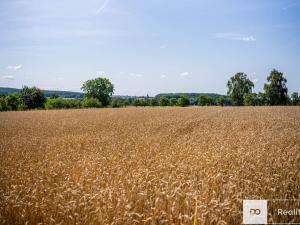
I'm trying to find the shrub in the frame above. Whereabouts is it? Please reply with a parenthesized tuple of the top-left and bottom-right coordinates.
(123, 100, 129, 107)
(111, 98, 124, 108)
(243, 93, 258, 106)
(66, 99, 82, 108)
(291, 92, 300, 106)
(0, 96, 9, 111)
(170, 98, 178, 106)
(257, 92, 268, 106)
(206, 96, 215, 106)
(45, 98, 65, 109)
(198, 96, 207, 106)
(143, 99, 150, 106)
(6, 93, 26, 110)
(178, 96, 190, 107)
(82, 97, 102, 108)
(150, 98, 159, 106)
(216, 96, 225, 106)
(159, 97, 169, 106)
(133, 98, 148, 107)
(45, 98, 82, 109)
(133, 99, 141, 106)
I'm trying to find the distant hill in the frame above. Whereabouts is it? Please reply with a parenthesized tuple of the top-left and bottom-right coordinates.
(1, 87, 227, 101)
(155, 93, 226, 99)
(0, 87, 146, 99)
(0, 87, 20, 94)
(0, 87, 84, 99)
(155, 93, 228, 105)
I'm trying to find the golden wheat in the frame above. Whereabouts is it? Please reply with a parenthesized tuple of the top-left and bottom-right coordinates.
(0, 107, 299, 224)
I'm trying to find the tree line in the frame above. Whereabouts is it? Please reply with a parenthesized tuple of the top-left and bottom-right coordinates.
(0, 69, 299, 111)
(227, 69, 294, 106)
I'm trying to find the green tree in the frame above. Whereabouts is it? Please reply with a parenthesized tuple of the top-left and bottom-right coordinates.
(170, 98, 178, 106)
(256, 92, 267, 106)
(82, 97, 102, 108)
(243, 93, 258, 106)
(6, 93, 25, 110)
(133, 98, 142, 106)
(111, 98, 123, 108)
(291, 92, 300, 105)
(127, 98, 134, 105)
(45, 98, 67, 109)
(81, 77, 114, 106)
(264, 69, 288, 105)
(159, 97, 169, 106)
(227, 72, 254, 106)
(150, 98, 159, 106)
(198, 96, 207, 106)
(206, 96, 215, 106)
(20, 86, 46, 109)
(134, 98, 148, 106)
(66, 99, 82, 108)
(143, 98, 150, 106)
(178, 96, 190, 107)
(0, 96, 8, 111)
(123, 99, 129, 107)
(111, 98, 129, 107)
(216, 96, 225, 106)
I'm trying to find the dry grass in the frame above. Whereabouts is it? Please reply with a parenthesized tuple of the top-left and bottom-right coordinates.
(0, 107, 299, 225)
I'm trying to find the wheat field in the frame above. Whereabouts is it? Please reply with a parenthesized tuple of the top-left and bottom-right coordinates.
(0, 107, 299, 225)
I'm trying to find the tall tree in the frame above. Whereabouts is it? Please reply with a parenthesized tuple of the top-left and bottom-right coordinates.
(20, 86, 46, 109)
(264, 69, 288, 105)
(227, 72, 254, 106)
(81, 77, 114, 106)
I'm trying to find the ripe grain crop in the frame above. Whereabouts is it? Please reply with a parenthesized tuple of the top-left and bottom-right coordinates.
(0, 107, 299, 225)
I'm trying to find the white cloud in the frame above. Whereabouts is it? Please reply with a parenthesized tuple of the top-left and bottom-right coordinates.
(96, 0, 110, 14)
(1, 75, 15, 80)
(158, 44, 167, 49)
(241, 36, 256, 42)
(253, 78, 258, 84)
(180, 72, 192, 77)
(161, 74, 167, 79)
(129, 73, 143, 78)
(7, 64, 22, 70)
(214, 33, 256, 42)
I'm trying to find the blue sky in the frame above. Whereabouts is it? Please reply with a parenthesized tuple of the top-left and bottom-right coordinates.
(0, 0, 299, 96)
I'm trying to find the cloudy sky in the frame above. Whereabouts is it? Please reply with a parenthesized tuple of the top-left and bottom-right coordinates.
(0, 0, 299, 96)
